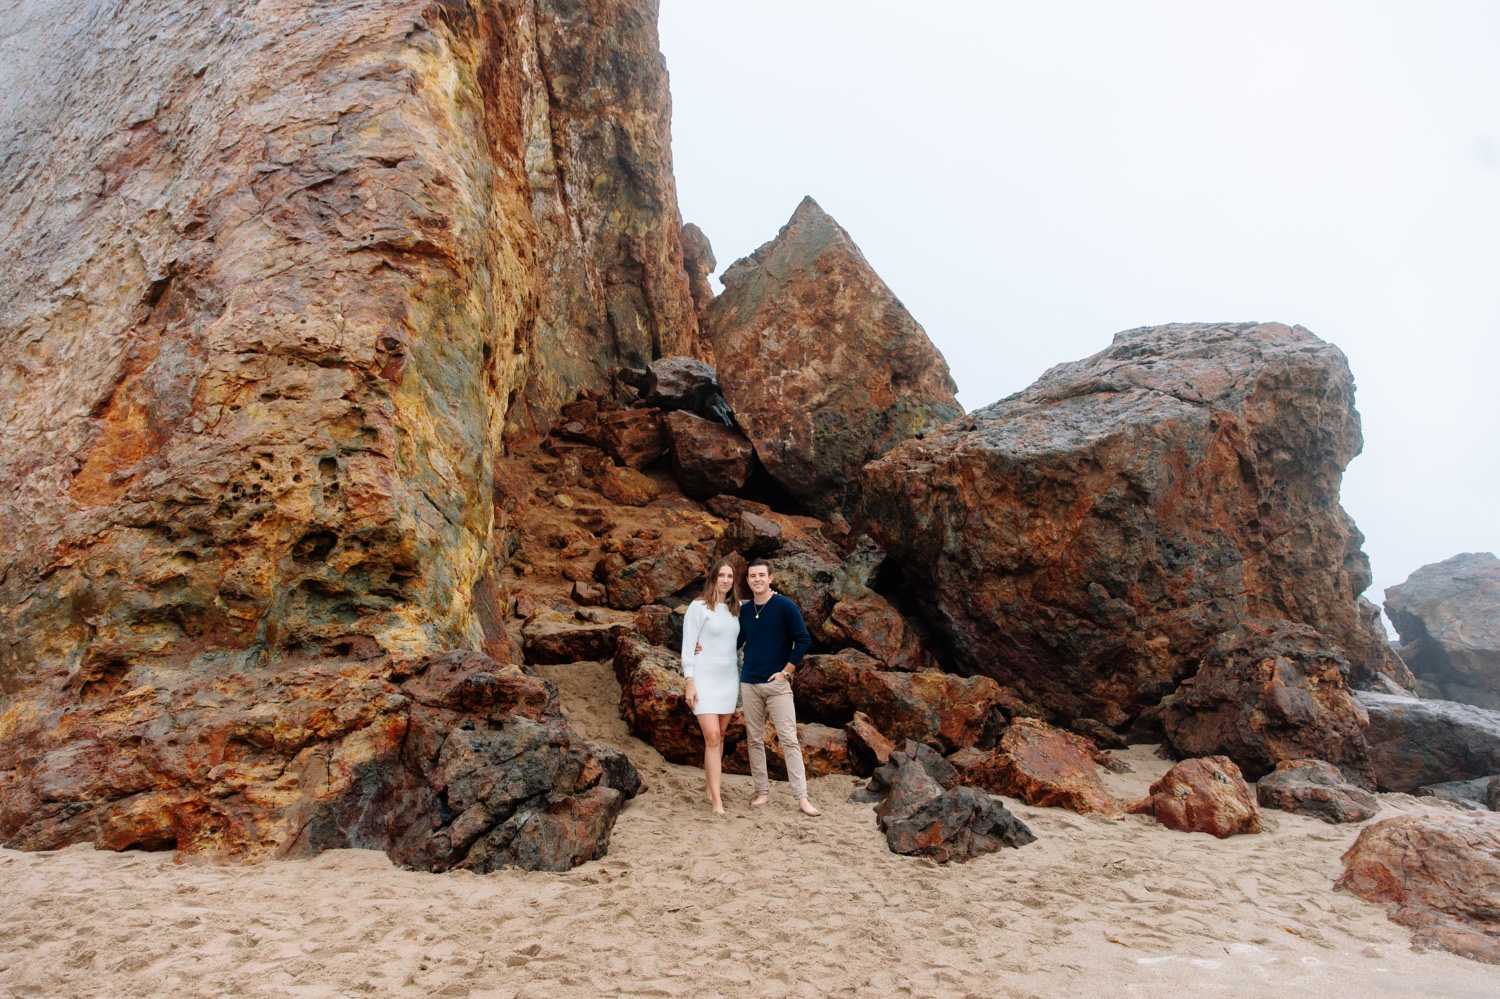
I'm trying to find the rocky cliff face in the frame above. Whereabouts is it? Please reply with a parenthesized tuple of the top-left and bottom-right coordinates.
(0, 0, 690, 865)
(863, 322, 1403, 729)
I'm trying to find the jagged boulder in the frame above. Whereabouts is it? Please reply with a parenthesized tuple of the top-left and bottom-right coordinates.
(1337, 813, 1500, 964)
(702, 196, 962, 523)
(870, 741, 1036, 862)
(793, 649, 1007, 752)
(664, 410, 755, 497)
(613, 633, 744, 765)
(865, 322, 1403, 729)
(953, 718, 1122, 816)
(1256, 759, 1380, 824)
(1160, 620, 1373, 784)
(1385, 553, 1500, 709)
(1128, 756, 1261, 838)
(1356, 692, 1500, 792)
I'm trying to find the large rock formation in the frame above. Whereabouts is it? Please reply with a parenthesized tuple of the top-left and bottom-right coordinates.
(864, 322, 1400, 728)
(0, 0, 699, 866)
(702, 196, 962, 523)
(1355, 692, 1500, 793)
(1385, 553, 1500, 709)
(1337, 813, 1500, 964)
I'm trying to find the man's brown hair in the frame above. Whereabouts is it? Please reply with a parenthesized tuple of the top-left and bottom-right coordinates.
(745, 558, 773, 574)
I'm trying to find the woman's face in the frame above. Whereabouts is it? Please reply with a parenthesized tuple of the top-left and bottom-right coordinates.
(715, 564, 735, 597)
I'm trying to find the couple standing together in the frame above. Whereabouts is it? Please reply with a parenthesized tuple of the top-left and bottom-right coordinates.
(680, 558, 822, 817)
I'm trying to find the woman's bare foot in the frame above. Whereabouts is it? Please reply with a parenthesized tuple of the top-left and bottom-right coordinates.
(797, 798, 822, 817)
(712, 801, 726, 816)
(751, 793, 770, 807)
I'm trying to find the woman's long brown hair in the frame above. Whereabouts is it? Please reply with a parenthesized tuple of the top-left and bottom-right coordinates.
(698, 558, 742, 616)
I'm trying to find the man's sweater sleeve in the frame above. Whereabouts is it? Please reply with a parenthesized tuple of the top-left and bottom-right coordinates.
(786, 600, 811, 665)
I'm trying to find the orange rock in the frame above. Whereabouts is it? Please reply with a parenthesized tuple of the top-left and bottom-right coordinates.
(1128, 756, 1261, 837)
(959, 718, 1122, 816)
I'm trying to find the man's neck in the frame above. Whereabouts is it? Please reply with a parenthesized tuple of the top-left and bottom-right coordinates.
(753, 591, 773, 606)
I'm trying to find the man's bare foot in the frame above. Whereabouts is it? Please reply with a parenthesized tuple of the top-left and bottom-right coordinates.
(797, 798, 822, 817)
(751, 793, 769, 807)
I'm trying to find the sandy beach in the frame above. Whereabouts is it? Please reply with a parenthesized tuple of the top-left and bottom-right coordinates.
(1, 660, 1493, 999)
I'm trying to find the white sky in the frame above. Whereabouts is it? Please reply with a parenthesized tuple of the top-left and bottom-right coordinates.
(658, 1, 1500, 618)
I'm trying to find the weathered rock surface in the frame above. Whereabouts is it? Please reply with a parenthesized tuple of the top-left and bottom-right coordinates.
(870, 741, 1036, 862)
(1336, 813, 1500, 964)
(1160, 620, 1373, 784)
(724, 722, 850, 781)
(1415, 777, 1500, 812)
(793, 650, 1007, 752)
(955, 718, 1122, 816)
(0, 649, 639, 870)
(603, 548, 706, 611)
(664, 410, 755, 497)
(1128, 756, 1261, 838)
(1385, 553, 1500, 709)
(614, 634, 741, 765)
(643, 356, 732, 426)
(521, 614, 630, 665)
(702, 196, 961, 522)
(1256, 759, 1380, 824)
(865, 322, 1403, 729)
(0, 0, 695, 866)
(1356, 692, 1500, 793)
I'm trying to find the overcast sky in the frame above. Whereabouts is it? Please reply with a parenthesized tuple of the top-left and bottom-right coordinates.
(658, 1, 1500, 618)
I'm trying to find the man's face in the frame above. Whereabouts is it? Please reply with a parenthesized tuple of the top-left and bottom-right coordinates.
(746, 565, 772, 596)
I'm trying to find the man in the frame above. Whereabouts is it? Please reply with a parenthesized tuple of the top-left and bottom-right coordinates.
(738, 558, 821, 816)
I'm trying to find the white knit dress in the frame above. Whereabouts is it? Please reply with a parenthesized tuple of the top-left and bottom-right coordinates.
(681, 599, 740, 715)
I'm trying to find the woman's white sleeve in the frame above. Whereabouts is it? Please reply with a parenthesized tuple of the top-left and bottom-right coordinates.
(680, 602, 700, 678)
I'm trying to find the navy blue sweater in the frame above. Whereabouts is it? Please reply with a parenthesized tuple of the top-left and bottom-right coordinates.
(737, 593, 811, 683)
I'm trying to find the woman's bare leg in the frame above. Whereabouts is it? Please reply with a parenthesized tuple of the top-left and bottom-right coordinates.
(699, 713, 727, 814)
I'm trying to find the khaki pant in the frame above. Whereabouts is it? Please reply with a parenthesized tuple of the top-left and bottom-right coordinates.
(740, 677, 807, 801)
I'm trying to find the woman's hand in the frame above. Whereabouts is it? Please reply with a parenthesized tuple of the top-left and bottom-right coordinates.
(694, 643, 703, 655)
(685, 678, 698, 708)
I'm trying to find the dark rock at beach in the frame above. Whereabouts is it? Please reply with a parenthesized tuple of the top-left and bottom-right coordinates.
(1160, 620, 1373, 784)
(1256, 759, 1380, 824)
(872, 742, 1036, 862)
(1414, 777, 1500, 812)
(703, 196, 962, 523)
(1337, 812, 1500, 964)
(864, 322, 1406, 730)
(522, 615, 630, 665)
(1128, 756, 1261, 838)
(1355, 691, 1500, 793)
(1385, 553, 1500, 710)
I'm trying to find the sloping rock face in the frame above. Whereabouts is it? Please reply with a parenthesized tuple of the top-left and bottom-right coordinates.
(1160, 620, 1372, 784)
(1337, 813, 1500, 964)
(1385, 553, 1500, 709)
(1356, 692, 1500, 793)
(1256, 759, 1379, 824)
(864, 322, 1400, 728)
(702, 196, 962, 523)
(0, 0, 693, 866)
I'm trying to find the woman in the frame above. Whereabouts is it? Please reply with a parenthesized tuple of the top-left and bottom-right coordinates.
(682, 559, 741, 815)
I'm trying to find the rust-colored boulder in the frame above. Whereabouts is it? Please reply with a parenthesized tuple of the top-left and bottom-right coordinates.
(597, 463, 661, 507)
(680, 224, 717, 324)
(1355, 691, 1500, 793)
(604, 548, 706, 611)
(664, 410, 755, 497)
(1257, 759, 1379, 824)
(1336, 813, 1500, 964)
(958, 718, 1122, 816)
(1160, 620, 1373, 784)
(598, 408, 669, 469)
(703, 196, 961, 522)
(794, 650, 1007, 752)
(632, 604, 682, 648)
(1385, 553, 1500, 710)
(1128, 756, 1261, 837)
(865, 322, 1404, 728)
(823, 590, 932, 672)
(723, 510, 784, 557)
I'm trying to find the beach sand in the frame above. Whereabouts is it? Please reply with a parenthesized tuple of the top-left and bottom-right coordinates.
(2, 660, 1493, 999)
